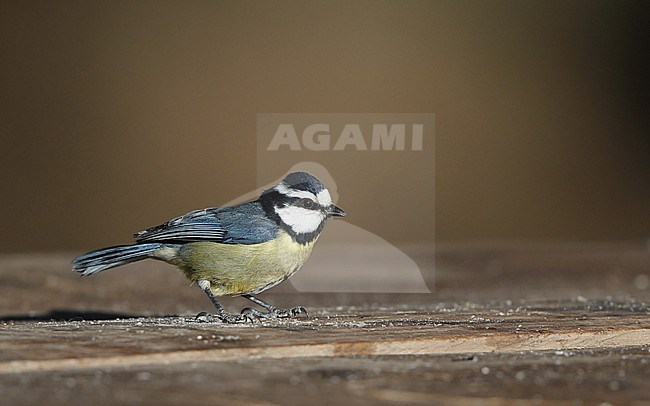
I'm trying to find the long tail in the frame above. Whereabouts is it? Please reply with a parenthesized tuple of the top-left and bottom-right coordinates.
(72, 243, 163, 276)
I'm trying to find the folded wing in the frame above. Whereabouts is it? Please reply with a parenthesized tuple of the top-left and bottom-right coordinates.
(133, 202, 279, 245)
(134, 208, 226, 243)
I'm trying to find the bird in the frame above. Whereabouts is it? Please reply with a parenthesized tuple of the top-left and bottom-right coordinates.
(72, 171, 346, 322)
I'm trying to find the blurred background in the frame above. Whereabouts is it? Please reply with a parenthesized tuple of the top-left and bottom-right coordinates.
(1, 0, 648, 253)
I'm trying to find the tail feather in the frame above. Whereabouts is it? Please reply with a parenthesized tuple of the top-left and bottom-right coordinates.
(72, 243, 163, 276)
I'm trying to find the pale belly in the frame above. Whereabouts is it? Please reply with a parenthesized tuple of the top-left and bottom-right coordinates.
(176, 230, 316, 296)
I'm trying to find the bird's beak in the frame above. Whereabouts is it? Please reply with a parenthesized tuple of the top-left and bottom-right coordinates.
(328, 205, 346, 217)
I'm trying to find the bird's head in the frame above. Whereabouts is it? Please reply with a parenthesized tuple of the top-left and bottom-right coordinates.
(260, 172, 345, 244)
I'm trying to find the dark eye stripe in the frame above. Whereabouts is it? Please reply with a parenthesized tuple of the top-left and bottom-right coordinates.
(299, 198, 318, 209)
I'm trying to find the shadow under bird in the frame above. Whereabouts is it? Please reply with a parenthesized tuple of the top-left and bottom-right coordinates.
(72, 171, 345, 322)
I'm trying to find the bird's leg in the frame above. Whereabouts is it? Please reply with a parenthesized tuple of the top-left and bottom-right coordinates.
(196, 280, 254, 323)
(240, 294, 308, 318)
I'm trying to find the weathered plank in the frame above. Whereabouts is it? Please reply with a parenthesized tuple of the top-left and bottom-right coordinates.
(1, 243, 649, 404)
(1, 305, 648, 373)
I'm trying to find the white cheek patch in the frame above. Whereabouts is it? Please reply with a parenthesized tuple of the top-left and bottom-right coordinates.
(275, 205, 325, 234)
(316, 189, 332, 206)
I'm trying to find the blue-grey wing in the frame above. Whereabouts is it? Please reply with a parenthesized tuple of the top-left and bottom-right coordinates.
(213, 202, 278, 244)
(133, 208, 226, 243)
(133, 202, 277, 245)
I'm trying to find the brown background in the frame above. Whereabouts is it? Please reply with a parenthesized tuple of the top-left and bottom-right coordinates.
(1, 1, 648, 253)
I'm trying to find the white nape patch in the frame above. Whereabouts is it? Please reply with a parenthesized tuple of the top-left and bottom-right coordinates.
(316, 189, 332, 206)
(275, 205, 325, 234)
(275, 182, 317, 201)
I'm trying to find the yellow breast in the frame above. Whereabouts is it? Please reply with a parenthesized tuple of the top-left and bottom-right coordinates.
(177, 230, 316, 296)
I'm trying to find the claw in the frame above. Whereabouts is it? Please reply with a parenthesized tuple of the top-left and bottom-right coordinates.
(241, 295, 308, 320)
(291, 306, 309, 317)
(277, 306, 308, 318)
(194, 311, 256, 324)
(241, 307, 270, 319)
(239, 307, 263, 322)
(195, 311, 211, 322)
(238, 306, 309, 319)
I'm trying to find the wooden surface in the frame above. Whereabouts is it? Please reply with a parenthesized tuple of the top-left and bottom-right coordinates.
(1, 242, 649, 405)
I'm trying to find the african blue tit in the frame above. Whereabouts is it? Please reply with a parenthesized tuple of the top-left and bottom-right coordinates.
(72, 171, 346, 322)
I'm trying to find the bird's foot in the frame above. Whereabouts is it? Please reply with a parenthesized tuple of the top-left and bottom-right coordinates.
(240, 306, 308, 319)
(194, 311, 257, 324)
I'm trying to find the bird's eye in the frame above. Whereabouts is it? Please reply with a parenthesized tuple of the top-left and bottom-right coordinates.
(300, 198, 318, 210)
